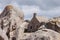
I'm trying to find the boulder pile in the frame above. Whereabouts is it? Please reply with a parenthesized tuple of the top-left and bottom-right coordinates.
(0, 5, 60, 40)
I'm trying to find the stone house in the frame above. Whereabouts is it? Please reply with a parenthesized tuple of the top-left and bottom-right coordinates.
(27, 13, 48, 32)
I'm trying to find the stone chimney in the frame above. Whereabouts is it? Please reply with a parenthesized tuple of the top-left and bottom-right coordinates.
(33, 13, 37, 17)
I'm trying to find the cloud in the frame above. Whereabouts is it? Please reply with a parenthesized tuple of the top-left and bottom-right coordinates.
(38, 7, 60, 18)
(12, 0, 60, 10)
(0, 0, 60, 10)
(0, 0, 60, 19)
(20, 5, 40, 19)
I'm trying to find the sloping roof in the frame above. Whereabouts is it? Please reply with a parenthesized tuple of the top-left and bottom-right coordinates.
(49, 17, 60, 22)
(36, 16, 49, 23)
(49, 17, 60, 26)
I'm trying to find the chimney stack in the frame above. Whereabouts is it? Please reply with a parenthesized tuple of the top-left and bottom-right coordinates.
(33, 13, 37, 17)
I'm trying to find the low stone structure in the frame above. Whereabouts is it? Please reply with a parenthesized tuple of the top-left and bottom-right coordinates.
(27, 13, 49, 32)
(45, 17, 60, 33)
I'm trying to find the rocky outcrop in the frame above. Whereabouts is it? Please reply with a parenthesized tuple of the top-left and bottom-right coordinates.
(0, 28, 8, 40)
(17, 22, 29, 40)
(21, 29, 60, 40)
(45, 17, 60, 33)
(0, 4, 60, 40)
(0, 5, 24, 40)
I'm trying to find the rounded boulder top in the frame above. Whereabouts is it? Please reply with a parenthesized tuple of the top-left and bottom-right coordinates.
(0, 4, 24, 20)
(5, 5, 13, 10)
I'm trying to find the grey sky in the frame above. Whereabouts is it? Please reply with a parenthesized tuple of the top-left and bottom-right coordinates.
(0, 0, 60, 19)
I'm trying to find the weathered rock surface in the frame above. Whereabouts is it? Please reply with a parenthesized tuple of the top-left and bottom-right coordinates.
(0, 4, 60, 40)
(0, 5, 24, 40)
(17, 22, 29, 40)
(21, 29, 60, 40)
(45, 17, 60, 33)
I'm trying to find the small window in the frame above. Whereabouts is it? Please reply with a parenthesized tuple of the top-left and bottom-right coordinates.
(36, 25, 38, 27)
(30, 26, 32, 29)
(24, 29, 28, 32)
(12, 37, 16, 40)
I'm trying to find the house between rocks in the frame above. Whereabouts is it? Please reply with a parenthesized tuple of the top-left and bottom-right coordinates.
(25, 13, 49, 32)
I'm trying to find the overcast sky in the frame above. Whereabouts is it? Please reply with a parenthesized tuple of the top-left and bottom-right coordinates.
(0, 0, 60, 19)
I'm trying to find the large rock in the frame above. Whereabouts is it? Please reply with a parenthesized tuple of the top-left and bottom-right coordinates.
(0, 28, 8, 40)
(21, 29, 60, 40)
(45, 17, 60, 33)
(0, 5, 24, 40)
(17, 22, 29, 40)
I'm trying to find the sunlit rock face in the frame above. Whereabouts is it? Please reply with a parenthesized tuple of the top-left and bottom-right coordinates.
(0, 5, 24, 40)
(21, 29, 60, 40)
(0, 5, 24, 19)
